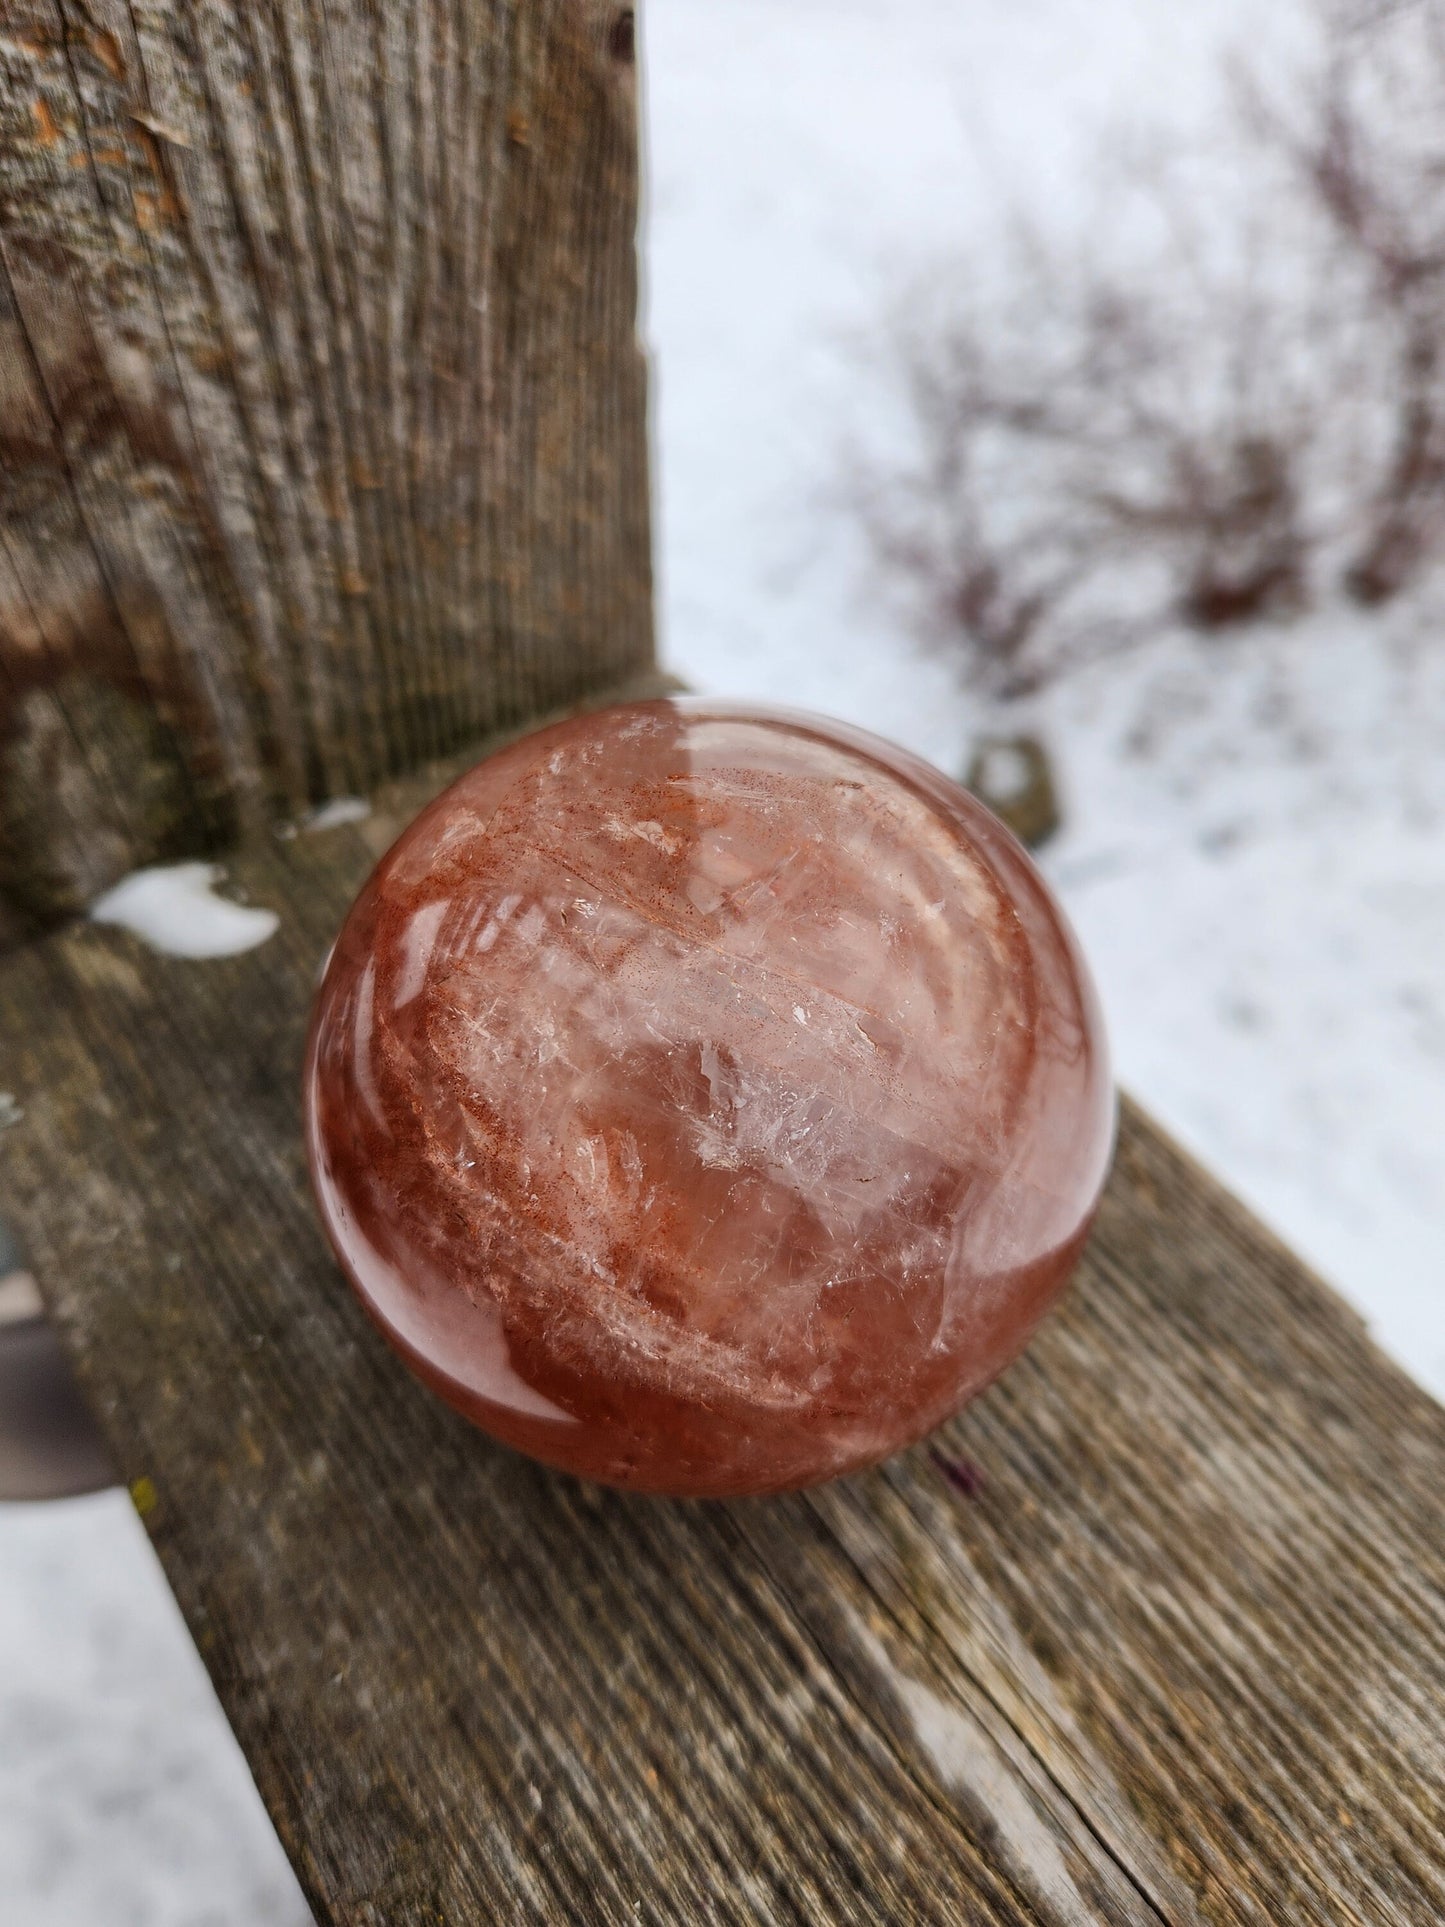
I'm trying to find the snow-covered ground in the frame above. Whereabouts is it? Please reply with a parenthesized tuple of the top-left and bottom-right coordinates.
(0, 1497, 312, 1927)
(3, 2, 1441, 1920)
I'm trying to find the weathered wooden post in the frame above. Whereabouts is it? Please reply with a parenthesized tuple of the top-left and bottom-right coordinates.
(0, 0, 650, 940)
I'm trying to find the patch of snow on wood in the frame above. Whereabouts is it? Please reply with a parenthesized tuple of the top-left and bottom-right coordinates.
(89, 863, 279, 959)
(302, 796, 371, 832)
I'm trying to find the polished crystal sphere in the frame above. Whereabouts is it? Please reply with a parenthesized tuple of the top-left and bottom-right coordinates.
(304, 701, 1113, 1495)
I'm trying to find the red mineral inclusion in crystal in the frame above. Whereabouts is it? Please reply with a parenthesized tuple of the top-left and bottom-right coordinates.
(304, 701, 1114, 1496)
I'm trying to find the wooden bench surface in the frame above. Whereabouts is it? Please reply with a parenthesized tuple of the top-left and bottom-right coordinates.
(2, 693, 1443, 1925)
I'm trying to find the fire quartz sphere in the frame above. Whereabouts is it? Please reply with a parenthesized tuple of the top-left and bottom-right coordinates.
(304, 700, 1113, 1496)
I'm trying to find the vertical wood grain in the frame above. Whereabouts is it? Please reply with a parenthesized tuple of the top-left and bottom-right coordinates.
(0, 0, 652, 932)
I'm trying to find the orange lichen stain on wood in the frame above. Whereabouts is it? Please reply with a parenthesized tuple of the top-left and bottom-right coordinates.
(12, 30, 59, 61)
(506, 106, 532, 148)
(127, 125, 183, 224)
(339, 568, 370, 597)
(87, 29, 127, 82)
(131, 174, 181, 232)
(31, 98, 60, 147)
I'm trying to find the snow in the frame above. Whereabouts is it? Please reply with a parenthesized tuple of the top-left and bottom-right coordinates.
(90, 862, 279, 960)
(0, 1496, 310, 1927)
(300, 796, 371, 833)
(1044, 620, 1445, 1391)
(2, 2, 1441, 1921)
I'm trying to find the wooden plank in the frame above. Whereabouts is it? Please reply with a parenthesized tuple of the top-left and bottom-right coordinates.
(1, 701, 1443, 1924)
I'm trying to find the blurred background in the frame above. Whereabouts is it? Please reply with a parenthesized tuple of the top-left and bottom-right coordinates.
(3, 0, 1442, 1918)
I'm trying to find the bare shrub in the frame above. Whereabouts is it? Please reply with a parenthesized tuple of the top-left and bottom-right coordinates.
(853, 0, 1445, 711)
(1241, 0, 1445, 604)
(1057, 236, 1327, 633)
(848, 296, 1101, 702)
(854, 203, 1339, 703)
